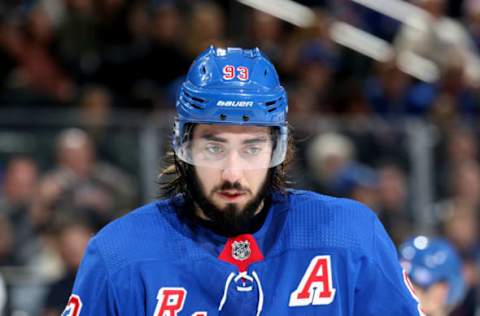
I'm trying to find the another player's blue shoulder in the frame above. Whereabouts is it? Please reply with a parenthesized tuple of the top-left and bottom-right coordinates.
(282, 189, 378, 253)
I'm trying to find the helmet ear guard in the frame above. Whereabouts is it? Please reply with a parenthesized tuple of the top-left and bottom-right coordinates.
(173, 46, 289, 168)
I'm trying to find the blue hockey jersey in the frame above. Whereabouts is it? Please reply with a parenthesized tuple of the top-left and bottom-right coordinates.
(64, 190, 423, 315)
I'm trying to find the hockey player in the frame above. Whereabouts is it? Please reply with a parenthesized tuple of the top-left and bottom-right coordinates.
(399, 236, 465, 316)
(64, 46, 423, 315)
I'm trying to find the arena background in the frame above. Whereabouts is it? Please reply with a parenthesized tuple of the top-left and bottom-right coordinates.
(0, 0, 479, 314)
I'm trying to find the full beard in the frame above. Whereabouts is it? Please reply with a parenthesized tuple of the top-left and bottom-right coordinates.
(186, 168, 272, 237)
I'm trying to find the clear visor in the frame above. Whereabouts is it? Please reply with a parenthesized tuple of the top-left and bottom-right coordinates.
(173, 124, 287, 170)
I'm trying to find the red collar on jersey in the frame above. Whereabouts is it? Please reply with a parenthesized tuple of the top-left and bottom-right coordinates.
(218, 234, 264, 272)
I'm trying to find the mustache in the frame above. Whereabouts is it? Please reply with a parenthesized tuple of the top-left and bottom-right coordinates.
(214, 181, 251, 194)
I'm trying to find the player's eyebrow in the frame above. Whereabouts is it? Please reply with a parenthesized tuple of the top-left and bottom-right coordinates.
(201, 134, 227, 143)
(242, 136, 269, 145)
(200, 134, 269, 144)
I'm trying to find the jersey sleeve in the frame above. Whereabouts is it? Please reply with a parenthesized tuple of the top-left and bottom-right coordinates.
(353, 217, 424, 316)
(63, 238, 120, 315)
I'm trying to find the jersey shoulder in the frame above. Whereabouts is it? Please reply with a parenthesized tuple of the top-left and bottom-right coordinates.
(88, 199, 202, 275)
(283, 189, 378, 253)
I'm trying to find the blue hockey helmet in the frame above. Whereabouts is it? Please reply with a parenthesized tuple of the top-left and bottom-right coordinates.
(399, 236, 465, 307)
(173, 46, 288, 169)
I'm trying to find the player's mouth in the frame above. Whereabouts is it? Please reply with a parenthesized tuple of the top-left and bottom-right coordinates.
(217, 190, 247, 201)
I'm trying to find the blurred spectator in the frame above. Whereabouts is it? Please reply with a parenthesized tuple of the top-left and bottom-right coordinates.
(185, 1, 227, 58)
(376, 164, 413, 246)
(31, 128, 136, 231)
(53, 0, 100, 84)
(305, 132, 355, 195)
(364, 58, 412, 116)
(289, 39, 338, 115)
(39, 0, 67, 27)
(439, 203, 480, 316)
(0, 156, 38, 213)
(429, 55, 480, 126)
(93, 0, 163, 109)
(304, 131, 379, 209)
(244, 10, 284, 63)
(337, 162, 378, 209)
(141, 2, 190, 109)
(127, 0, 149, 46)
(95, 0, 130, 51)
(0, 215, 14, 265)
(436, 161, 480, 243)
(79, 84, 112, 139)
(0, 17, 19, 99)
(0, 156, 39, 265)
(41, 220, 93, 316)
(398, 55, 479, 121)
(433, 159, 480, 315)
(333, 79, 373, 115)
(436, 127, 478, 198)
(445, 128, 478, 165)
(464, 0, 480, 51)
(395, 0, 480, 87)
(280, 9, 336, 76)
(282, 11, 330, 114)
(8, 6, 75, 104)
(150, 2, 182, 46)
(441, 203, 479, 260)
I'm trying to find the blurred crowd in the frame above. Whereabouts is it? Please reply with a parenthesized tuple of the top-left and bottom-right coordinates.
(0, 0, 479, 315)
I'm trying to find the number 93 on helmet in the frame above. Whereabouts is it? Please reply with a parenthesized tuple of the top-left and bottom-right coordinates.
(173, 46, 288, 170)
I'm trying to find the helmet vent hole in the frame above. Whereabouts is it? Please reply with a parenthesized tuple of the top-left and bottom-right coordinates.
(264, 69, 268, 76)
(190, 103, 203, 110)
(220, 114, 227, 120)
(201, 65, 207, 74)
(242, 115, 250, 121)
(191, 96, 205, 103)
(268, 108, 277, 113)
(265, 100, 276, 106)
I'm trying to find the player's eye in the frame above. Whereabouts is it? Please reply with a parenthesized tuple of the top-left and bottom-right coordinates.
(243, 145, 263, 156)
(204, 143, 225, 157)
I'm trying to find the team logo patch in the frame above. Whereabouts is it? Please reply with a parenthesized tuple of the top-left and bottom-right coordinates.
(62, 294, 82, 316)
(232, 240, 251, 261)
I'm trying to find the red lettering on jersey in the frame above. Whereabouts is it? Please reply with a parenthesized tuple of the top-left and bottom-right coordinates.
(289, 255, 336, 306)
(192, 312, 207, 316)
(153, 288, 186, 316)
(62, 294, 82, 316)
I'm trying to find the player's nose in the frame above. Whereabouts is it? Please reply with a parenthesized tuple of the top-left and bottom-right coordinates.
(221, 151, 243, 182)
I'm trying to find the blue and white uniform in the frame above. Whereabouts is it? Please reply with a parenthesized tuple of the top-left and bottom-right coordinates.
(64, 190, 422, 315)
